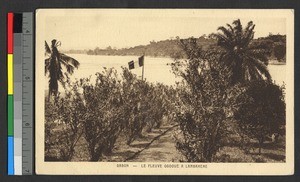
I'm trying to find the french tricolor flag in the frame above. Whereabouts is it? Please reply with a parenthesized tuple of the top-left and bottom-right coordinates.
(128, 55, 144, 70)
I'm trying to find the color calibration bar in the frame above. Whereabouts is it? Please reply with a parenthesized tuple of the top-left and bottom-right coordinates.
(7, 12, 33, 175)
(7, 12, 14, 175)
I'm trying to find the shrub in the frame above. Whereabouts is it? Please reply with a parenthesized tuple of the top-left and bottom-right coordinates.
(81, 68, 124, 161)
(45, 77, 85, 161)
(121, 68, 175, 144)
(121, 68, 146, 144)
(234, 81, 286, 154)
(45, 67, 176, 161)
(45, 97, 60, 160)
(172, 38, 235, 162)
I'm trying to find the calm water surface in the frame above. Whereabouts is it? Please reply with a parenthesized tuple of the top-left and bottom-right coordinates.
(53, 54, 286, 91)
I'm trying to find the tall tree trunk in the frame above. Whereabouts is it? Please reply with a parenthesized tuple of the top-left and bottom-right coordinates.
(258, 134, 264, 155)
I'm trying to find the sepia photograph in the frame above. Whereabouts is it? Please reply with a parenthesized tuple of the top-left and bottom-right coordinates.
(35, 9, 294, 175)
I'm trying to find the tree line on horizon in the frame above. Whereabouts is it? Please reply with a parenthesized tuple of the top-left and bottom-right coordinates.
(45, 19, 286, 162)
(65, 33, 286, 62)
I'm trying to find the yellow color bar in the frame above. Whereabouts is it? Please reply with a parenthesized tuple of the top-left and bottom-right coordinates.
(7, 54, 13, 95)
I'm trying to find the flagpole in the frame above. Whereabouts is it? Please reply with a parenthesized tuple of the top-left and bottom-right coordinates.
(142, 60, 144, 81)
(142, 54, 145, 81)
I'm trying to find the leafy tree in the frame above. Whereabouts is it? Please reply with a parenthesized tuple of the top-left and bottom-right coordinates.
(266, 34, 286, 43)
(148, 83, 169, 129)
(45, 66, 173, 161)
(172, 38, 238, 162)
(121, 68, 153, 144)
(120, 68, 171, 144)
(214, 19, 272, 84)
(45, 77, 85, 161)
(81, 69, 124, 161)
(45, 97, 60, 160)
(45, 39, 80, 100)
(274, 43, 286, 62)
(234, 81, 285, 154)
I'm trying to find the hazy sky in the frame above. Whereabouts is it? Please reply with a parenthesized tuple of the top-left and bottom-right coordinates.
(40, 9, 287, 50)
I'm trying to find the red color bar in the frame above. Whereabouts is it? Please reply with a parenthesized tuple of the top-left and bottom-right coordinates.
(7, 13, 13, 54)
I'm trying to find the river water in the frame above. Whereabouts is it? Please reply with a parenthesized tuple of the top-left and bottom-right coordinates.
(51, 54, 286, 91)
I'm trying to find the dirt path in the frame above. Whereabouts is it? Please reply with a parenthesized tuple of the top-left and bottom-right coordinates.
(126, 124, 182, 162)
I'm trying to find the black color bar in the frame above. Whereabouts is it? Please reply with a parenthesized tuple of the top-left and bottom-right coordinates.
(13, 13, 23, 33)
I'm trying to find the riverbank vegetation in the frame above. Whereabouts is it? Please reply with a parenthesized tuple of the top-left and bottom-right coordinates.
(65, 34, 286, 63)
(45, 19, 286, 162)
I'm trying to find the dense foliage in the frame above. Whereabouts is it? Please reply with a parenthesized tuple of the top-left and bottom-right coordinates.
(273, 43, 286, 62)
(45, 77, 84, 161)
(171, 38, 242, 162)
(170, 20, 286, 161)
(234, 81, 286, 154)
(46, 19, 286, 162)
(45, 68, 173, 161)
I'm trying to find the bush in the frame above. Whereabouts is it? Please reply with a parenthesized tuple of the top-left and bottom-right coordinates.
(45, 67, 175, 161)
(121, 68, 151, 144)
(172, 38, 236, 162)
(45, 98, 60, 161)
(234, 81, 286, 154)
(121, 68, 170, 144)
(81, 69, 124, 161)
(45, 77, 85, 161)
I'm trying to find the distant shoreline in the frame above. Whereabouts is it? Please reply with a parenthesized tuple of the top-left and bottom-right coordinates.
(66, 53, 173, 59)
(66, 53, 287, 65)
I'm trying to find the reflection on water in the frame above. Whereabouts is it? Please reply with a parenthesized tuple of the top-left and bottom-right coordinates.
(49, 54, 286, 91)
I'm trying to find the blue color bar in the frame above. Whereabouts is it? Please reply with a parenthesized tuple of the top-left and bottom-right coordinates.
(8, 136, 14, 175)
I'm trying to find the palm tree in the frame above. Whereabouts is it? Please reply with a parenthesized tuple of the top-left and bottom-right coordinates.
(45, 39, 80, 100)
(214, 19, 272, 84)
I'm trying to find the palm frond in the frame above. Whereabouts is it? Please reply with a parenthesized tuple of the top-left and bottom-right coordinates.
(244, 21, 254, 33)
(248, 66, 263, 81)
(247, 48, 269, 65)
(232, 19, 243, 44)
(244, 64, 251, 81)
(215, 34, 233, 50)
(61, 53, 80, 68)
(250, 53, 269, 66)
(217, 26, 234, 41)
(240, 33, 254, 49)
(226, 23, 234, 33)
(66, 64, 75, 74)
(242, 22, 255, 47)
(45, 58, 51, 75)
(249, 57, 272, 82)
(45, 41, 51, 55)
(233, 19, 242, 34)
